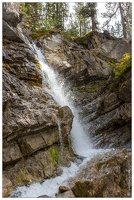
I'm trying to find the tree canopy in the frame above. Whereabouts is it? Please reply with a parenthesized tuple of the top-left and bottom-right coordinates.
(20, 2, 132, 39)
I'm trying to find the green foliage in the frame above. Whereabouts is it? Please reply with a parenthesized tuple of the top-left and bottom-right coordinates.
(36, 63, 41, 68)
(62, 31, 76, 43)
(27, 80, 39, 87)
(109, 53, 131, 78)
(73, 31, 98, 45)
(80, 3, 97, 17)
(15, 168, 26, 185)
(49, 147, 64, 168)
(20, 3, 43, 31)
(86, 84, 98, 93)
(101, 2, 132, 38)
(77, 82, 99, 93)
(31, 28, 60, 39)
(74, 2, 91, 36)
(43, 2, 69, 31)
(49, 147, 59, 168)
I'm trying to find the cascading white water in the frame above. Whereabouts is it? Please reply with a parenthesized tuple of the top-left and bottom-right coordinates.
(10, 44, 110, 198)
(57, 122, 64, 157)
(33, 44, 93, 157)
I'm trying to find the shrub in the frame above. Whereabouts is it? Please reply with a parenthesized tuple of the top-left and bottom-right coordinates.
(109, 53, 131, 78)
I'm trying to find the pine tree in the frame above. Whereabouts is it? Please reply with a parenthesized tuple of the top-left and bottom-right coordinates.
(20, 2, 69, 32)
(74, 2, 91, 36)
(43, 2, 69, 31)
(78, 2, 98, 31)
(20, 2, 43, 31)
(101, 2, 132, 38)
(65, 13, 79, 36)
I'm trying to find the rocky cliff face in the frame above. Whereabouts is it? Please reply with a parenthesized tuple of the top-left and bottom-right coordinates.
(35, 31, 131, 149)
(57, 149, 131, 197)
(3, 2, 131, 198)
(3, 3, 75, 197)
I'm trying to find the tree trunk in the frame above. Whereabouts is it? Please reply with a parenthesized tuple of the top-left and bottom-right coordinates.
(80, 20, 82, 36)
(91, 14, 96, 31)
(119, 2, 127, 38)
(56, 3, 59, 28)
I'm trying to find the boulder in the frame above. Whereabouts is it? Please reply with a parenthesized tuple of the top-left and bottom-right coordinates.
(3, 2, 22, 27)
(59, 186, 70, 193)
(56, 190, 75, 198)
(38, 195, 51, 198)
(2, 175, 14, 198)
(3, 20, 24, 42)
(68, 149, 131, 197)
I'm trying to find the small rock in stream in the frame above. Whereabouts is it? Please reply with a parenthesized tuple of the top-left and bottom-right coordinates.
(38, 195, 51, 198)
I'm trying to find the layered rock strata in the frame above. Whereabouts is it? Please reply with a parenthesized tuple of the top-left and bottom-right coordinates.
(3, 2, 131, 198)
(35, 31, 131, 149)
(3, 3, 75, 197)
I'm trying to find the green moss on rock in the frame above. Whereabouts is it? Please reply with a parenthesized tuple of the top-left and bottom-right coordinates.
(76, 81, 104, 93)
(27, 80, 42, 88)
(15, 168, 30, 186)
(49, 147, 63, 168)
(36, 63, 41, 69)
(31, 29, 60, 39)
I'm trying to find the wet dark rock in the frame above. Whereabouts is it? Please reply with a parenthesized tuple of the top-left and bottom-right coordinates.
(38, 195, 51, 198)
(3, 20, 24, 42)
(74, 156, 86, 166)
(59, 186, 70, 193)
(56, 190, 75, 198)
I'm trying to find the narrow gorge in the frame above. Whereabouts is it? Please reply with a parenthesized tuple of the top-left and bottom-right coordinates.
(3, 3, 131, 198)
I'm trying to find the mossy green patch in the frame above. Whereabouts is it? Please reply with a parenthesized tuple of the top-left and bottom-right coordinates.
(73, 31, 100, 45)
(36, 63, 41, 68)
(27, 80, 42, 88)
(15, 168, 27, 186)
(31, 29, 60, 39)
(61, 32, 76, 44)
(50, 147, 58, 163)
(72, 181, 93, 197)
(86, 83, 99, 93)
(108, 53, 131, 78)
(49, 147, 63, 168)
(77, 81, 101, 93)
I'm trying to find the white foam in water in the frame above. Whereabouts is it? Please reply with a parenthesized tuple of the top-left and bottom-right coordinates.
(33, 44, 94, 157)
(10, 44, 111, 198)
(10, 149, 109, 198)
(11, 161, 78, 198)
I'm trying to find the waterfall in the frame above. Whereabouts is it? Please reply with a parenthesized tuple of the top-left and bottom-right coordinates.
(33, 44, 94, 157)
(10, 43, 110, 198)
(57, 122, 64, 157)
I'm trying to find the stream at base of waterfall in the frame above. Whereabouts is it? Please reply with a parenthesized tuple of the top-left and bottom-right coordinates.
(10, 44, 111, 198)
